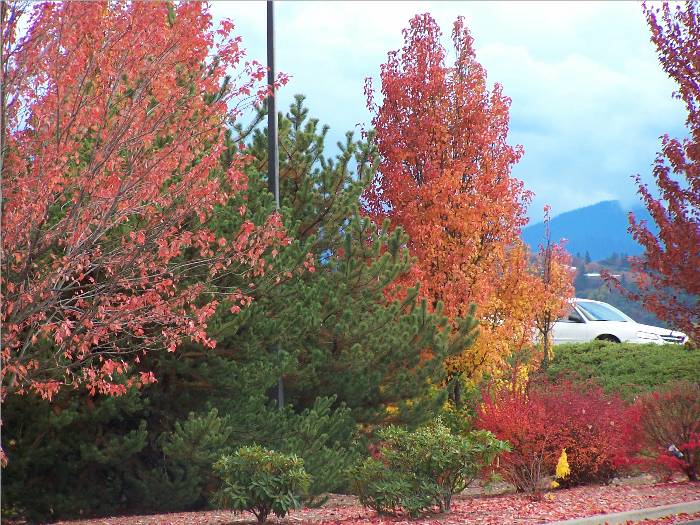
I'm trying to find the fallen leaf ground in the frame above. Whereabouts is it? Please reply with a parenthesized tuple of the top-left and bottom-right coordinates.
(51, 480, 700, 525)
(638, 511, 700, 524)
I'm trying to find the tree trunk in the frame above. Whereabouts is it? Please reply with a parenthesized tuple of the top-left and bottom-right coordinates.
(540, 332, 550, 371)
(450, 377, 462, 407)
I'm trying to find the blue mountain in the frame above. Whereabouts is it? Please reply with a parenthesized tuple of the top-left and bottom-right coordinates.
(522, 200, 656, 261)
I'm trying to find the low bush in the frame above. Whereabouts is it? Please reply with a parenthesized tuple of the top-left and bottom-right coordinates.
(350, 456, 427, 517)
(349, 419, 507, 517)
(475, 388, 554, 494)
(212, 445, 310, 523)
(636, 381, 700, 481)
(546, 341, 700, 399)
(475, 381, 639, 495)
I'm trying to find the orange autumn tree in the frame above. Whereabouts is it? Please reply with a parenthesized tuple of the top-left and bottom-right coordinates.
(483, 234, 572, 392)
(613, 1, 700, 342)
(364, 14, 533, 392)
(533, 207, 575, 370)
(0, 2, 288, 400)
(483, 242, 542, 392)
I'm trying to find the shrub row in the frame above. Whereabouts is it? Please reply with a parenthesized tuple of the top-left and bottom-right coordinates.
(215, 380, 699, 521)
(214, 420, 506, 521)
(475, 381, 639, 494)
(475, 380, 700, 495)
(199, 380, 700, 521)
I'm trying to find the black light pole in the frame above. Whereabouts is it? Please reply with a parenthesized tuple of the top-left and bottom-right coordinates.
(267, 0, 279, 209)
(266, 0, 283, 409)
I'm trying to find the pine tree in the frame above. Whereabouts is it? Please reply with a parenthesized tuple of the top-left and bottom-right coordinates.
(1, 388, 150, 521)
(214, 95, 478, 426)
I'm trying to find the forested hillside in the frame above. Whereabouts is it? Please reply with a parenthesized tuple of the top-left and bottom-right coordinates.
(522, 200, 656, 262)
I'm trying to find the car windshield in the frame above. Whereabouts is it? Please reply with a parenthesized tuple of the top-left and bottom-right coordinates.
(576, 302, 629, 322)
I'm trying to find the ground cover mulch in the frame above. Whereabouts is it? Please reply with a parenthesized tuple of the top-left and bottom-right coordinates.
(50, 480, 700, 525)
(638, 510, 700, 524)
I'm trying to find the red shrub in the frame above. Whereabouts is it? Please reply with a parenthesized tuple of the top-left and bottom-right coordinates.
(475, 382, 640, 493)
(636, 381, 700, 481)
(475, 388, 555, 495)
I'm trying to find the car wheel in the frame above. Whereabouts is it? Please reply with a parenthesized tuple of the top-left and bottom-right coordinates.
(596, 334, 620, 343)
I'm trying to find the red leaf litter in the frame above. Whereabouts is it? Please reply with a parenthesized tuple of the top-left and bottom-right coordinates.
(50, 481, 700, 525)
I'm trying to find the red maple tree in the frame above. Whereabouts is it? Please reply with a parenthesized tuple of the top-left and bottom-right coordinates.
(0, 2, 288, 399)
(620, 1, 700, 342)
(364, 13, 533, 381)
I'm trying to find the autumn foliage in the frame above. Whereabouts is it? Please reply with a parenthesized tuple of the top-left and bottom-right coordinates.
(365, 14, 546, 382)
(532, 207, 575, 369)
(636, 381, 700, 481)
(618, 1, 700, 342)
(0, 2, 288, 399)
(476, 381, 640, 493)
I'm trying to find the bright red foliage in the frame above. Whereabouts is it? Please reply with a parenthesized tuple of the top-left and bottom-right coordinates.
(636, 381, 700, 481)
(476, 382, 640, 493)
(364, 13, 533, 380)
(618, 1, 700, 342)
(0, 2, 288, 399)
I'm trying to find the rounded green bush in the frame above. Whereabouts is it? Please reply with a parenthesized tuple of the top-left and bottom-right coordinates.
(212, 445, 310, 523)
(349, 419, 508, 517)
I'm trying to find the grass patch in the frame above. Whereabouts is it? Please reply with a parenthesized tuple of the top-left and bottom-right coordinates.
(546, 341, 700, 399)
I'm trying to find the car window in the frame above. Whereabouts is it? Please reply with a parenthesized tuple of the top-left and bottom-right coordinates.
(557, 307, 584, 323)
(576, 302, 628, 322)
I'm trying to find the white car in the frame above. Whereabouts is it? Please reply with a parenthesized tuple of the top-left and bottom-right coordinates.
(552, 298, 688, 345)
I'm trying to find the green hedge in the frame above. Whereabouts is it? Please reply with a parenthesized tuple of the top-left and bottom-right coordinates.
(546, 341, 700, 399)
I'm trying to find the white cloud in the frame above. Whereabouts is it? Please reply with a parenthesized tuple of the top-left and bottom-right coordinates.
(210, 1, 687, 217)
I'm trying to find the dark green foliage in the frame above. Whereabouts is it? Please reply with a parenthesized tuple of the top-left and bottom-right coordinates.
(1, 389, 150, 522)
(213, 445, 310, 523)
(546, 341, 700, 398)
(260, 397, 359, 496)
(215, 394, 359, 497)
(349, 420, 508, 517)
(1, 387, 241, 521)
(350, 457, 420, 516)
(130, 409, 234, 510)
(215, 95, 477, 426)
(1, 389, 354, 522)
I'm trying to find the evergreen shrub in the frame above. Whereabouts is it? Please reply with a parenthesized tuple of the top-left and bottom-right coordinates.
(212, 445, 310, 523)
(349, 419, 507, 517)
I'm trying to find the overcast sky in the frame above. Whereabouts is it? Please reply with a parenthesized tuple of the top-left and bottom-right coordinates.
(211, 1, 686, 220)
